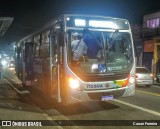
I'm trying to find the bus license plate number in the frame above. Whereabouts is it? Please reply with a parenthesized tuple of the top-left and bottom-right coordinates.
(101, 95, 113, 101)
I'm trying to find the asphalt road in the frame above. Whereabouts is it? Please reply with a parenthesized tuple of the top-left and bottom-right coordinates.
(0, 68, 160, 129)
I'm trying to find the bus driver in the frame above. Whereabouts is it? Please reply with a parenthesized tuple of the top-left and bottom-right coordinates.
(71, 33, 88, 61)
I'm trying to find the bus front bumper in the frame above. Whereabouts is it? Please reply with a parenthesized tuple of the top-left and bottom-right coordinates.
(69, 83, 135, 103)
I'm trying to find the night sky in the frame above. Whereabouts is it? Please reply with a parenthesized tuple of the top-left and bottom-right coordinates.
(1, 0, 160, 43)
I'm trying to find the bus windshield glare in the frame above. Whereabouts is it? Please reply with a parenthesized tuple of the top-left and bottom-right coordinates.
(67, 29, 133, 75)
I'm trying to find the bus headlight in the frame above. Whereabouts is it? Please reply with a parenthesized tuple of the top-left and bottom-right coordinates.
(129, 75, 135, 84)
(69, 77, 80, 89)
(120, 74, 135, 87)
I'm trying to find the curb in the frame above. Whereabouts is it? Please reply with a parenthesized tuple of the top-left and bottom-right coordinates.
(153, 83, 160, 86)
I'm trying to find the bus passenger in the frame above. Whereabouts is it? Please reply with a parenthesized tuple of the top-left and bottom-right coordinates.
(71, 34, 88, 61)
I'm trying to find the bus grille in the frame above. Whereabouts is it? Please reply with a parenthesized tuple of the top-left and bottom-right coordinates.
(87, 90, 125, 100)
(80, 74, 128, 82)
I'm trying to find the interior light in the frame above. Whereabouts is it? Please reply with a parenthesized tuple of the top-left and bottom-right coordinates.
(89, 20, 118, 29)
(125, 21, 128, 24)
(67, 17, 70, 21)
(75, 19, 86, 26)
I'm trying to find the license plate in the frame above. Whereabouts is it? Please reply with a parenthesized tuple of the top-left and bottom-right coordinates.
(101, 95, 113, 101)
(142, 81, 148, 83)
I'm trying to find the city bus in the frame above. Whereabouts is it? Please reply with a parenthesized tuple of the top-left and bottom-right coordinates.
(15, 14, 135, 105)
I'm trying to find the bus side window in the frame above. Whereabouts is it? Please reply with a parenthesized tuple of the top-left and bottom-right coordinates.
(35, 45, 40, 58)
(24, 43, 34, 62)
(51, 34, 57, 65)
(40, 30, 50, 58)
(34, 35, 40, 58)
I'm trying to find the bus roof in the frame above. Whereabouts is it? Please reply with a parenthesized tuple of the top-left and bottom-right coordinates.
(18, 14, 129, 43)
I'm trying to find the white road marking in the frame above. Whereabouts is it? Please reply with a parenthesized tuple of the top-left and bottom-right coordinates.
(42, 113, 54, 120)
(113, 99, 160, 117)
(136, 90, 160, 97)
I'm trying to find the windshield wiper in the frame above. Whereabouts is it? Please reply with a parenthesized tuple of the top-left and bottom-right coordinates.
(99, 30, 118, 65)
(83, 28, 103, 48)
(108, 29, 119, 49)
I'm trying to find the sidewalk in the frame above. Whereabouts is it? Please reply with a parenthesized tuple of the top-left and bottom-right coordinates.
(153, 81, 160, 86)
(1, 68, 63, 128)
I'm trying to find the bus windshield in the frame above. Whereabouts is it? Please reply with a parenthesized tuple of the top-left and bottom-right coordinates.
(67, 29, 133, 75)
